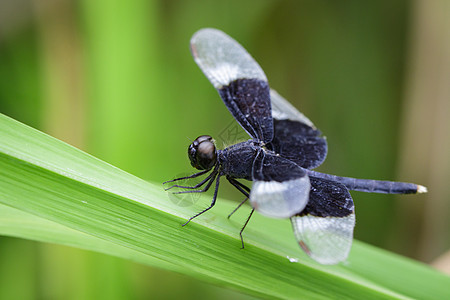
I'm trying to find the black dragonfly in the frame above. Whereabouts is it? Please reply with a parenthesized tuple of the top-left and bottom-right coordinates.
(164, 28, 427, 265)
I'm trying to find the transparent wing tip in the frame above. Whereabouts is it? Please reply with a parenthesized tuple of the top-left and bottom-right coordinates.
(191, 28, 222, 43)
(190, 28, 267, 89)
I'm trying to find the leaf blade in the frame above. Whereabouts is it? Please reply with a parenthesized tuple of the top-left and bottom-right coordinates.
(0, 113, 449, 299)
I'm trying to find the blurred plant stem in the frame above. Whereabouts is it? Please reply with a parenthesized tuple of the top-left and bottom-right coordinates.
(33, 0, 85, 148)
(431, 250, 450, 275)
(395, 0, 450, 263)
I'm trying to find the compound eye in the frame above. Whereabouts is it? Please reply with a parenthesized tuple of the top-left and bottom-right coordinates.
(188, 135, 217, 170)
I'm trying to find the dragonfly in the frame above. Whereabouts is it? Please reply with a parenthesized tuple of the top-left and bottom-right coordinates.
(164, 28, 427, 265)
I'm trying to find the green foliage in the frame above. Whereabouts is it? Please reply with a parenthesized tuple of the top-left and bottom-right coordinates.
(1, 113, 449, 299)
(1, 0, 449, 298)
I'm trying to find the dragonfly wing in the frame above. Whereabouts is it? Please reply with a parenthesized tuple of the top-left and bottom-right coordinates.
(290, 176, 355, 265)
(191, 28, 273, 143)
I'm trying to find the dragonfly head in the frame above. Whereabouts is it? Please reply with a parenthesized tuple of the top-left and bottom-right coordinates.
(188, 135, 217, 170)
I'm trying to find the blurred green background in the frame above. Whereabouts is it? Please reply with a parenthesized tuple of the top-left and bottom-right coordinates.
(1, 0, 449, 298)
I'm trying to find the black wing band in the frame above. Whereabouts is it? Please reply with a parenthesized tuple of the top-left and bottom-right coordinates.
(218, 78, 273, 143)
(269, 119, 327, 169)
(268, 90, 327, 169)
(300, 176, 354, 217)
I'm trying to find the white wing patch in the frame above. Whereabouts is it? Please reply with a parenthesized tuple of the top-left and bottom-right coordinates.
(270, 89, 315, 128)
(190, 28, 267, 89)
(250, 176, 310, 219)
(290, 213, 355, 265)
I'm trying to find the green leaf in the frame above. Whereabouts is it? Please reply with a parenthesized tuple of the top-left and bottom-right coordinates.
(0, 113, 449, 299)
